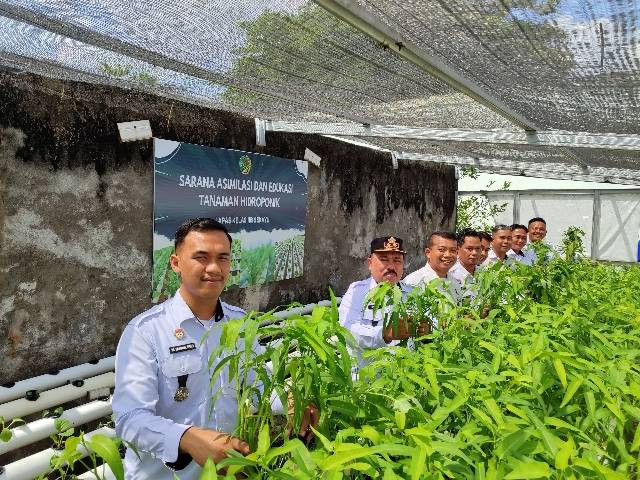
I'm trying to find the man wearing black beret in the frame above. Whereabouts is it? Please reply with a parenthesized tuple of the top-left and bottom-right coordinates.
(338, 236, 417, 365)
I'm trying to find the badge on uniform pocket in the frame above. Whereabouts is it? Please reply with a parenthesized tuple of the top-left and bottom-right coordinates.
(174, 374, 189, 401)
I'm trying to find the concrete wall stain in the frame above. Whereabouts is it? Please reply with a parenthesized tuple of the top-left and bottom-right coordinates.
(0, 69, 455, 383)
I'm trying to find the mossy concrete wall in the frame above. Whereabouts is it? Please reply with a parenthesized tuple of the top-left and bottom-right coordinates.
(0, 70, 456, 383)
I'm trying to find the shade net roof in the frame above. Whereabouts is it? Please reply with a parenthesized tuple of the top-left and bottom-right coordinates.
(1, 0, 639, 182)
(329, 135, 640, 184)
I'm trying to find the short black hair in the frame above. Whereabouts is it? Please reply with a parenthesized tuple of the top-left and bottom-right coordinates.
(427, 231, 457, 248)
(456, 229, 481, 247)
(479, 231, 492, 242)
(511, 223, 528, 233)
(491, 224, 512, 235)
(528, 217, 546, 226)
(174, 218, 232, 251)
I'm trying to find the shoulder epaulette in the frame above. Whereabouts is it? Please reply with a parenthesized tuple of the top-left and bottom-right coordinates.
(222, 302, 246, 315)
(130, 303, 164, 326)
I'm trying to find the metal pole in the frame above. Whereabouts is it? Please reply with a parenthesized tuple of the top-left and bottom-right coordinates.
(312, 0, 539, 132)
(591, 191, 601, 260)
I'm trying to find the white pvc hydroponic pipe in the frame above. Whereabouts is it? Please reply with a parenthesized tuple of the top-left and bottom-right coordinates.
(76, 463, 116, 480)
(261, 298, 341, 327)
(0, 372, 114, 421)
(0, 426, 115, 480)
(1, 298, 339, 405)
(0, 398, 112, 455)
(272, 298, 341, 317)
(0, 356, 115, 404)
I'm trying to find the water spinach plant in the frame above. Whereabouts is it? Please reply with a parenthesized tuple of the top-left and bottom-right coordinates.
(209, 253, 640, 479)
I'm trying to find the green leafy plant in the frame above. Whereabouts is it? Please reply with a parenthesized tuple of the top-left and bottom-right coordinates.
(560, 226, 586, 262)
(202, 235, 640, 478)
(44, 431, 124, 480)
(50, 417, 75, 450)
(456, 167, 511, 231)
(0, 415, 24, 442)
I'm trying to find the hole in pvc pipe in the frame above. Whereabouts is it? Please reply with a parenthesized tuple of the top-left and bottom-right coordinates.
(48, 369, 60, 375)
(25, 390, 40, 401)
(88, 359, 99, 364)
(1, 382, 15, 388)
(72, 379, 85, 387)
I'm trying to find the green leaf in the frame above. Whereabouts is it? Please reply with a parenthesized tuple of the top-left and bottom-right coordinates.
(554, 435, 574, 470)
(559, 377, 583, 408)
(504, 460, 551, 479)
(630, 423, 640, 452)
(523, 407, 559, 456)
(311, 427, 333, 453)
(0, 428, 11, 442)
(483, 398, 504, 427)
(604, 401, 625, 423)
(383, 467, 400, 480)
(395, 410, 406, 430)
(215, 456, 257, 469)
(320, 444, 414, 471)
(359, 425, 380, 445)
(257, 422, 270, 456)
(86, 434, 124, 480)
(584, 391, 596, 417)
(496, 430, 530, 459)
(290, 438, 315, 476)
(544, 416, 581, 433)
(208, 354, 236, 388)
(263, 440, 299, 465)
(222, 319, 243, 351)
(622, 403, 640, 420)
(54, 418, 72, 434)
(553, 358, 567, 389)
(311, 306, 326, 323)
(200, 457, 218, 480)
(410, 445, 426, 480)
(242, 319, 259, 360)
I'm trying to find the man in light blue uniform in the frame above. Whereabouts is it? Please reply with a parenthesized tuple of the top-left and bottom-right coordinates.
(507, 224, 535, 265)
(338, 236, 417, 360)
(113, 218, 316, 479)
(525, 217, 556, 263)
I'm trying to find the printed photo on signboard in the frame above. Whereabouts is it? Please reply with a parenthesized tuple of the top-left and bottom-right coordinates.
(153, 138, 308, 302)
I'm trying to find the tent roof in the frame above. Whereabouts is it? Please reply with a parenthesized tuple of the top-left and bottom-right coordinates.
(1, 0, 640, 183)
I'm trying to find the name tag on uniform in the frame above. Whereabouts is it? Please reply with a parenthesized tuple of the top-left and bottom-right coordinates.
(169, 343, 196, 354)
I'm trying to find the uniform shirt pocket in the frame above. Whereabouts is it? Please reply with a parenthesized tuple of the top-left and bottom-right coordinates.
(159, 352, 207, 410)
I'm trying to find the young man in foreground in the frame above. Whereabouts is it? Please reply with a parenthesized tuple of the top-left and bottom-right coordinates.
(113, 218, 316, 479)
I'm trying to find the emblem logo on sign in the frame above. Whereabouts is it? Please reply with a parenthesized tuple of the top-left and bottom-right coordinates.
(239, 155, 252, 175)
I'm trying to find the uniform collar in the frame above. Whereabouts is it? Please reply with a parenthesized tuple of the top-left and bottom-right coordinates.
(170, 289, 225, 327)
(453, 260, 474, 275)
(425, 262, 451, 280)
(488, 249, 508, 261)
